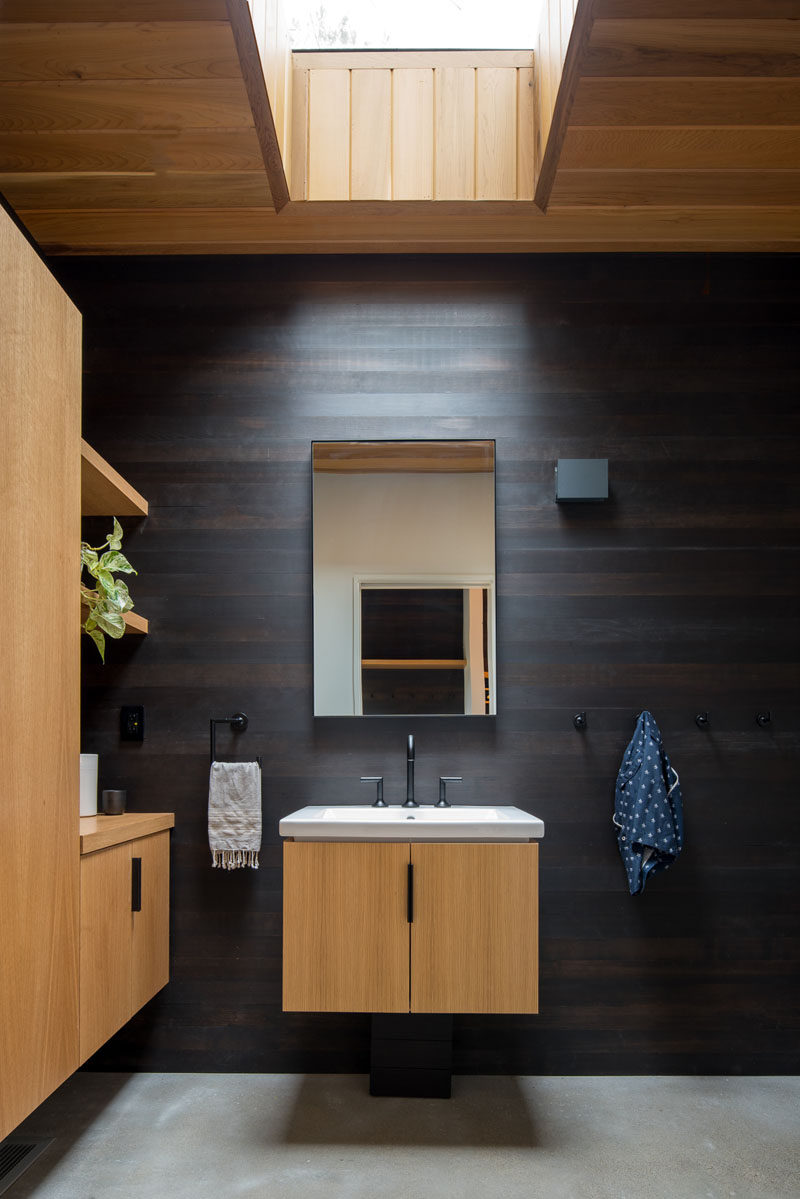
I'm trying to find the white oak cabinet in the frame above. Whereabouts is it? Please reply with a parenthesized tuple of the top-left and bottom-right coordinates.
(283, 840, 538, 1014)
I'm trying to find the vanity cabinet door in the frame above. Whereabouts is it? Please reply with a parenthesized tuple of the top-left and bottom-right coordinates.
(80, 841, 133, 1063)
(131, 832, 171, 1015)
(283, 841, 410, 1012)
(80, 831, 172, 1063)
(410, 842, 538, 1014)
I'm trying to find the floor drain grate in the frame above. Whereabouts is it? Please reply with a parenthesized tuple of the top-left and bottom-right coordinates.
(0, 1138, 54, 1195)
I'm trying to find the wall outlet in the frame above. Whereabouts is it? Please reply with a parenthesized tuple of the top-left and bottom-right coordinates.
(120, 705, 145, 742)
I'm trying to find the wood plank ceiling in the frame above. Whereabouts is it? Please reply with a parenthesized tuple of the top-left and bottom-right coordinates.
(0, 0, 288, 251)
(0, 0, 798, 253)
(537, 0, 800, 213)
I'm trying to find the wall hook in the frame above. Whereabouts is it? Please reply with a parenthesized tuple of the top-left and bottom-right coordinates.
(573, 711, 587, 731)
(695, 712, 709, 729)
(756, 711, 771, 727)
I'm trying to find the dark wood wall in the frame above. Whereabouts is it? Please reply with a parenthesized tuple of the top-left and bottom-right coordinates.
(58, 253, 800, 1075)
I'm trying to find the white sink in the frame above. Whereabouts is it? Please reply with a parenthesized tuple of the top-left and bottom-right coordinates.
(279, 804, 545, 842)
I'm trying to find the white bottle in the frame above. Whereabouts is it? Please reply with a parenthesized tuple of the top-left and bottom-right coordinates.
(79, 753, 98, 817)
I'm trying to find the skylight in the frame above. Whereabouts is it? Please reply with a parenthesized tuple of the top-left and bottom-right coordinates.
(289, 0, 541, 50)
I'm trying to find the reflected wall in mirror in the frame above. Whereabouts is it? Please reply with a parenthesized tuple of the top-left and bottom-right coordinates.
(312, 440, 496, 717)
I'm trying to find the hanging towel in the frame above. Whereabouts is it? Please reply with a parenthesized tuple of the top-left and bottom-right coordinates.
(208, 761, 262, 870)
(613, 710, 683, 895)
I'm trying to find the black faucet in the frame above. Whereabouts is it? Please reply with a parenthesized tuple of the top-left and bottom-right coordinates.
(402, 734, 418, 807)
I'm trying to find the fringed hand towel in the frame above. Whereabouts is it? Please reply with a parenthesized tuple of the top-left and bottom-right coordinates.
(613, 710, 684, 895)
(208, 760, 262, 870)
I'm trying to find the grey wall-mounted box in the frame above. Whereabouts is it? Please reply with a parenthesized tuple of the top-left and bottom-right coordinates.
(555, 459, 608, 502)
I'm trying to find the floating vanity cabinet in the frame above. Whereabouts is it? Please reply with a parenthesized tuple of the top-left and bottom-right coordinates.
(282, 841, 538, 1014)
(79, 814, 173, 1063)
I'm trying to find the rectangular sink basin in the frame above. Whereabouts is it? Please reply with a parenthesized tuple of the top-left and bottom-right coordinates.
(279, 805, 544, 842)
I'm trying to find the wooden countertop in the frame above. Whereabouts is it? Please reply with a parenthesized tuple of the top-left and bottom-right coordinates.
(79, 812, 175, 855)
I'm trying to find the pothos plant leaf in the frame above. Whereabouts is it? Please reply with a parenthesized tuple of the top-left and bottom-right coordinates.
(81, 520, 139, 661)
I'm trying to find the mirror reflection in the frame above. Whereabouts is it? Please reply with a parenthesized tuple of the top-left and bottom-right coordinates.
(312, 441, 496, 716)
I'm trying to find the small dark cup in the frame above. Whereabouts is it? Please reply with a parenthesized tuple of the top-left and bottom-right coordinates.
(101, 789, 127, 815)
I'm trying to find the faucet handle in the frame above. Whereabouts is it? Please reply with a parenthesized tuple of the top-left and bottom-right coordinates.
(361, 776, 386, 807)
(437, 776, 462, 807)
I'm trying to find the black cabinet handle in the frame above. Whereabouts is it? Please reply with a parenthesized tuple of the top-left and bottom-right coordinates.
(131, 857, 142, 912)
(407, 863, 414, 923)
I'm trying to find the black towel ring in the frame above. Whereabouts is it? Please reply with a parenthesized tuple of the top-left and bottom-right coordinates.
(209, 711, 261, 768)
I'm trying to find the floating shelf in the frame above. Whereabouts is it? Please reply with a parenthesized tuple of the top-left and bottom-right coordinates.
(362, 659, 467, 670)
(81, 604, 149, 636)
(81, 438, 148, 518)
(123, 610, 149, 634)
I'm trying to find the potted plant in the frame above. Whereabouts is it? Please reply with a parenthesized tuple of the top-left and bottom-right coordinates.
(80, 518, 138, 662)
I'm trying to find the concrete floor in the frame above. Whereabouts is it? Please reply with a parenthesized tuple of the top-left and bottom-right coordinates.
(7, 1073, 800, 1199)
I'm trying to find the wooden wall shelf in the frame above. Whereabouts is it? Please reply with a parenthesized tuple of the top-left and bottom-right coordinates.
(81, 439, 148, 518)
(362, 659, 467, 670)
(124, 611, 149, 635)
(81, 604, 148, 637)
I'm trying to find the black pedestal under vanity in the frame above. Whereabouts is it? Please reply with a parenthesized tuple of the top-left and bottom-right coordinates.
(370, 1014, 454, 1099)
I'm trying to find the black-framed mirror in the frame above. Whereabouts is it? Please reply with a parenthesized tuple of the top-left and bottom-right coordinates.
(312, 440, 496, 716)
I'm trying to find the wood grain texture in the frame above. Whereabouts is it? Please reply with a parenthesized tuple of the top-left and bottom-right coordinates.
(476, 68, 517, 201)
(570, 78, 800, 127)
(312, 440, 494, 472)
(392, 69, 433, 201)
(350, 69, 391, 201)
(224, 0, 287, 211)
(434, 67, 475, 201)
(551, 169, 800, 207)
(517, 66, 535, 201)
(131, 831, 171, 1014)
(81, 437, 149, 515)
(80, 812, 174, 855)
(560, 127, 800, 171)
(307, 69, 349, 200)
(584, 19, 800, 78)
(1, 1, 228, 18)
(411, 844, 538, 1014)
(65, 252, 800, 1075)
(0, 129, 266, 173)
(0, 21, 241, 81)
(293, 51, 534, 70)
(533, 0, 586, 210)
(1, 170, 274, 209)
(79, 841, 132, 1064)
(21, 202, 800, 254)
(283, 842, 409, 1012)
(0, 206, 80, 1138)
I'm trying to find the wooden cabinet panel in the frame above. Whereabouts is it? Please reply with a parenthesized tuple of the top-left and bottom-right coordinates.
(283, 841, 410, 1012)
(282, 839, 539, 1016)
(410, 843, 538, 1014)
(80, 843, 133, 1064)
(80, 830, 171, 1064)
(0, 207, 81, 1139)
(131, 832, 171, 1014)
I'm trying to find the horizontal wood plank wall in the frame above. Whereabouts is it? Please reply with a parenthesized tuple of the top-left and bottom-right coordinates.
(297, 52, 535, 201)
(65, 252, 800, 1076)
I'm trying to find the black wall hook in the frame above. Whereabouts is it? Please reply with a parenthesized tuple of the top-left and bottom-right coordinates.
(695, 712, 709, 729)
(573, 711, 587, 731)
(756, 711, 771, 727)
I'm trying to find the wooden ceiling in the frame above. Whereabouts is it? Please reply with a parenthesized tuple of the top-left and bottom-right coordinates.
(0, 0, 288, 250)
(0, 0, 798, 253)
(536, 0, 800, 213)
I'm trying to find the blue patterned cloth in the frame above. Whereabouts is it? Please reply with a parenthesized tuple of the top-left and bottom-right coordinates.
(613, 710, 684, 895)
